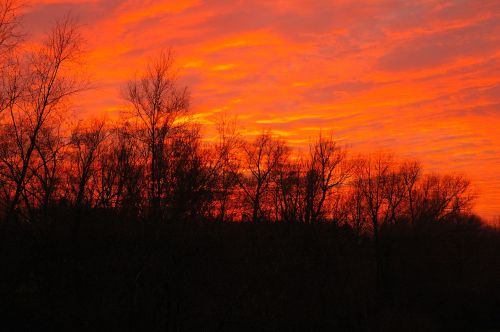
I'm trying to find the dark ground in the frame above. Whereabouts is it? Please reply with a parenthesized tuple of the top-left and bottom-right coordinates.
(1, 212, 499, 331)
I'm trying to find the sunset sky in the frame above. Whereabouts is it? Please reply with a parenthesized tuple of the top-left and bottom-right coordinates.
(23, 0, 499, 220)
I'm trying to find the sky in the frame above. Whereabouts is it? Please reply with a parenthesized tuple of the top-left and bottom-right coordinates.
(23, 0, 500, 220)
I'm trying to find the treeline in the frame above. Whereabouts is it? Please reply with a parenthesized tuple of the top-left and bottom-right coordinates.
(0, 13, 474, 233)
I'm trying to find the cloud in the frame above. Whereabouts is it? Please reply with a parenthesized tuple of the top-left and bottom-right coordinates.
(22, 0, 500, 219)
(378, 17, 500, 72)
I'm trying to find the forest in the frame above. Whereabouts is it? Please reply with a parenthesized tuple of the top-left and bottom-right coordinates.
(1, 2, 499, 331)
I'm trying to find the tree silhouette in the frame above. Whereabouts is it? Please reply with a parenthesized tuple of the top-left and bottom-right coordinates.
(234, 132, 286, 222)
(304, 133, 351, 223)
(211, 116, 239, 222)
(273, 155, 305, 223)
(125, 50, 189, 222)
(1, 16, 84, 222)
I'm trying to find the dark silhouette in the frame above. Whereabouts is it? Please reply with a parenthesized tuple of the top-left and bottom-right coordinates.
(0, 4, 499, 332)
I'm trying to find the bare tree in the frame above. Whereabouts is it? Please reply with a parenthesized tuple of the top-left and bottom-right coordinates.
(125, 50, 189, 221)
(0, 0, 22, 134)
(274, 155, 305, 223)
(92, 135, 120, 210)
(415, 173, 473, 223)
(354, 153, 394, 297)
(2, 16, 85, 222)
(92, 121, 146, 217)
(112, 123, 146, 217)
(383, 165, 407, 225)
(23, 121, 67, 223)
(209, 116, 239, 221)
(234, 132, 286, 222)
(356, 153, 393, 240)
(69, 119, 107, 210)
(304, 133, 350, 223)
(400, 160, 421, 225)
(0, 0, 20, 57)
(346, 178, 367, 238)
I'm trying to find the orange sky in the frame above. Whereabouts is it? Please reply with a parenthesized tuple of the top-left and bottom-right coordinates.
(24, 0, 500, 220)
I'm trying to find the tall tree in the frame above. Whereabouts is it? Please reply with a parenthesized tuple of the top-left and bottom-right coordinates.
(68, 119, 107, 245)
(356, 153, 393, 241)
(274, 156, 304, 223)
(208, 116, 239, 221)
(1, 16, 85, 222)
(69, 120, 107, 210)
(304, 133, 350, 223)
(400, 160, 421, 225)
(235, 132, 286, 222)
(125, 50, 189, 221)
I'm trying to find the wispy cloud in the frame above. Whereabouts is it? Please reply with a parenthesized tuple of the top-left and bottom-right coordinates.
(26, 0, 500, 219)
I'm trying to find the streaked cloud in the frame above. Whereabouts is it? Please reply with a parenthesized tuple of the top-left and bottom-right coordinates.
(25, 0, 500, 219)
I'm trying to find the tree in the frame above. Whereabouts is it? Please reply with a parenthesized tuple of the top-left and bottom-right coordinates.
(1, 16, 85, 222)
(273, 155, 305, 223)
(414, 173, 473, 223)
(165, 125, 214, 219)
(304, 133, 350, 223)
(110, 123, 146, 218)
(0, 0, 21, 105)
(346, 177, 367, 238)
(353, 153, 395, 308)
(24, 122, 66, 224)
(209, 116, 239, 221)
(125, 50, 189, 221)
(69, 119, 107, 210)
(400, 160, 421, 225)
(382, 164, 407, 226)
(91, 123, 144, 213)
(356, 153, 393, 240)
(0, 0, 20, 57)
(68, 119, 107, 246)
(235, 132, 286, 222)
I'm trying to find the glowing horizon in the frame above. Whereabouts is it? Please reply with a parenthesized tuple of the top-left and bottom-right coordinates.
(23, 0, 500, 220)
